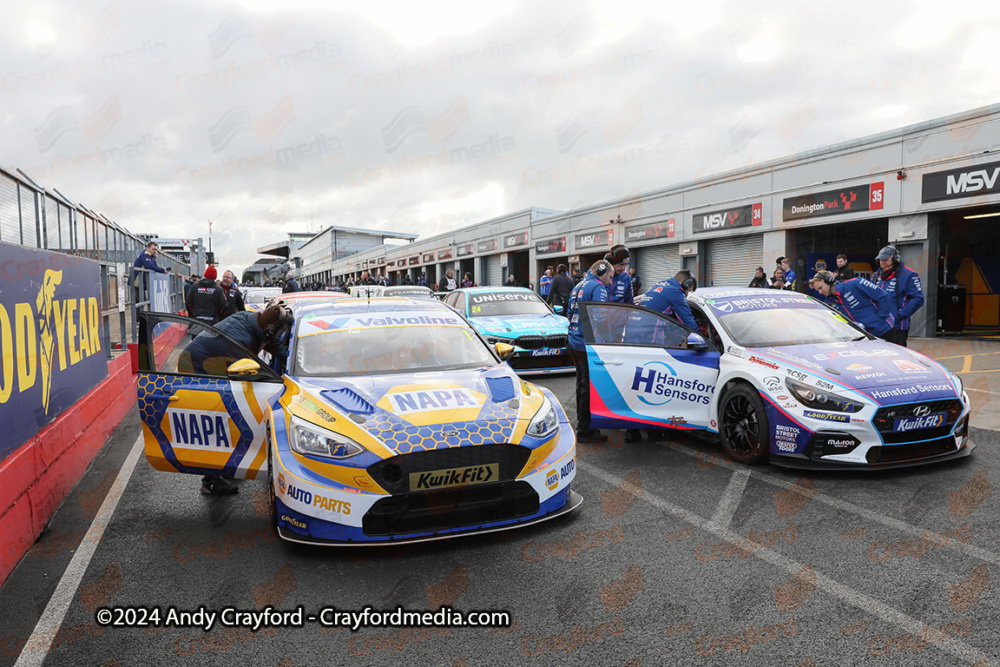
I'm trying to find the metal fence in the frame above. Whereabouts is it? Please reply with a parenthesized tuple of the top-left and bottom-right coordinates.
(0, 165, 188, 357)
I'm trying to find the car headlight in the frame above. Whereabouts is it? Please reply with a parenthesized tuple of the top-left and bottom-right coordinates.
(526, 396, 559, 438)
(785, 378, 864, 413)
(290, 416, 366, 459)
(952, 372, 964, 396)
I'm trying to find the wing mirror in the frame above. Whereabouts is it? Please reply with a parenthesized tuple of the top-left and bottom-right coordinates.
(494, 342, 515, 360)
(227, 358, 262, 377)
(553, 305, 565, 315)
(686, 332, 709, 351)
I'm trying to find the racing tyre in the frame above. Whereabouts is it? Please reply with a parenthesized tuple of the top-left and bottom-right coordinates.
(719, 384, 770, 464)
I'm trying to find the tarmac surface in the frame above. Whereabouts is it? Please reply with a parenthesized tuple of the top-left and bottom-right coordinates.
(1, 337, 998, 666)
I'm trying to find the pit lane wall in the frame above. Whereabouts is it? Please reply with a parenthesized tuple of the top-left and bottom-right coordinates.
(0, 244, 184, 585)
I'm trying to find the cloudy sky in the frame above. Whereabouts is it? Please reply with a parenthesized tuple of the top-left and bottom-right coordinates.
(1, 0, 997, 274)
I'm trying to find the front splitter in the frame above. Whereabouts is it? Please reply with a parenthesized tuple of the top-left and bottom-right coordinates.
(277, 490, 584, 547)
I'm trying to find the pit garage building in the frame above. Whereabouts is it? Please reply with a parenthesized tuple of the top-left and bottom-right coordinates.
(312, 105, 1000, 338)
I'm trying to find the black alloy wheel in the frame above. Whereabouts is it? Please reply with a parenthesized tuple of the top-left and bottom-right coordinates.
(719, 384, 769, 464)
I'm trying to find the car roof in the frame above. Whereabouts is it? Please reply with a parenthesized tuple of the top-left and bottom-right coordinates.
(688, 287, 816, 305)
(294, 297, 457, 318)
(459, 287, 536, 293)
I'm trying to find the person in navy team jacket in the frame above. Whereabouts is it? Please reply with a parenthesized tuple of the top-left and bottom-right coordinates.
(132, 241, 170, 295)
(566, 260, 613, 443)
(872, 246, 924, 347)
(810, 271, 895, 338)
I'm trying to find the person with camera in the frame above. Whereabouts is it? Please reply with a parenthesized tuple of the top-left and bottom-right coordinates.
(810, 271, 895, 339)
(566, 260, 613, 443)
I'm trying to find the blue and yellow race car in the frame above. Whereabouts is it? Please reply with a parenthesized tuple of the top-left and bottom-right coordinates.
(136, 297, 580, 545)
(440, 287, 572, 375)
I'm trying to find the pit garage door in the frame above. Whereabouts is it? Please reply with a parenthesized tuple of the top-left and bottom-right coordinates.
(633, 244, 680, 295)
(485, 255, 502, 286)
(706, 235, 763, 287)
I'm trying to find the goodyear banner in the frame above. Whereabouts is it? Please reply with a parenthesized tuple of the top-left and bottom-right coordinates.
(0, 243, 108, 462)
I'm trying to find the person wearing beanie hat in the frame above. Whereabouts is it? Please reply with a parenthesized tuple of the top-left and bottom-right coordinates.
(185, 265, 225, 324)
(179, 303, 292, 494)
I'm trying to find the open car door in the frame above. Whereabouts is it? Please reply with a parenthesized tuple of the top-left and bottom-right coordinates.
(136, 312, 284, 479)
(579, 302, 721, 431)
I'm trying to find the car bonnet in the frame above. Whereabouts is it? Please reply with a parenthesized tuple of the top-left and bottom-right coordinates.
(747, 340, 960, 403)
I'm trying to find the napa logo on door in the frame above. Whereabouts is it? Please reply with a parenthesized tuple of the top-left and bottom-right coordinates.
(165, 408, 234, 449)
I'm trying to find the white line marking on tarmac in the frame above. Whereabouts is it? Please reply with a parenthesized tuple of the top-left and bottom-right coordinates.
(710, 467, 749, 528)
(14, 433, 144, 667)
(579, 463, 995, 665)
(668, 441, 1000, 567)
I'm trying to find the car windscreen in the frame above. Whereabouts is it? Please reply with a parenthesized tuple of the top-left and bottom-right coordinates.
(245, 289, 282, 304)
(384, 287, 433, 297)
(293, 324, 496, 377)
(713, 303, 866, 347)
(468, 292, 551, 317)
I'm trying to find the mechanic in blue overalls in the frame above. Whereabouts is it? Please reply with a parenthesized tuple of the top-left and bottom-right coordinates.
(625, 270, 698, 442)
(810, 271, 895, 339)
(872, 245, 924, 348)
(567, 260, 613, 443)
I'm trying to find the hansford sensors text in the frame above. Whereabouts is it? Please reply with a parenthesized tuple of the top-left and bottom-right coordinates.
(95, 606, 511, 632)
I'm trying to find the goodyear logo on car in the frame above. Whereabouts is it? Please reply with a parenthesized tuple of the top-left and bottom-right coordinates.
(409, 463, 498, 491)
(801, 410, 850, 424)
(166, 408, 233, 449)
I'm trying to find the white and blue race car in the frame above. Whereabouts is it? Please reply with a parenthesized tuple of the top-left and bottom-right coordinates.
(578, 288, 972, 469)
(136, 297, 580, 544)
(441, 287, 572, 375)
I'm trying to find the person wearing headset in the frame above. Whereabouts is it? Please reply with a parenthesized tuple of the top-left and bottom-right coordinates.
(605, 244, 634, 305)
(567, 260, 614, 443)
(872, 245, 924, 347)
(621, 269, 698, 443)
(635, 270, 699, 331)
(810, 271, 895, 339)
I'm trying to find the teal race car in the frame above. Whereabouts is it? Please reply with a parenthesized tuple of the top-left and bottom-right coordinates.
(441, 287, 572, 375)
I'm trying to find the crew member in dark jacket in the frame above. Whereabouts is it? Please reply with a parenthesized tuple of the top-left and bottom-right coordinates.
(185, 265, 225, 324)
(748, 267, 768, 288)
(547, 264, 574, 312)
(282, 270, 301, 294)
(834, 254, 855, 282)
(220, 269, 245, 318)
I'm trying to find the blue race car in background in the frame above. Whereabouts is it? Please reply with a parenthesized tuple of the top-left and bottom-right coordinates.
(441, 287, 572, 375)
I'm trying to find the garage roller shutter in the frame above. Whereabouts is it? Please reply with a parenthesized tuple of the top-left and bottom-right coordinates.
(485, 255, 502, 286)
(707, 235, 763, 287)
(633, 245, 680, 294)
